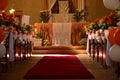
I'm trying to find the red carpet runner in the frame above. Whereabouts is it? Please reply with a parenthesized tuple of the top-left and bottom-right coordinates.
(24, 55, 94, 79)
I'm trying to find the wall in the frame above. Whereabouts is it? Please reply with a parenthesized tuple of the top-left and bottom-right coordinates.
(85, 0, 111, 22)
(5, 0, 111, 24)
(6, 0, 42, 25)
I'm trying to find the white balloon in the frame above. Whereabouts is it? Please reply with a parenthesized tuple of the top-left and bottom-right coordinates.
(103, 0, 120, 10)
(109, 44, 120, 62)
(0, 44, 6, 58)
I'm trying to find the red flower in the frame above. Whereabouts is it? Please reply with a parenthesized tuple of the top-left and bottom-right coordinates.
(0, 12, 15, 26)
(109, 10, 117, 18)
(94, 18, 99, 24)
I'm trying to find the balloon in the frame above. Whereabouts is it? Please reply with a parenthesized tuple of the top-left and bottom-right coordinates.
(114, 28, 120, 46)
(103, 0, 120, 10)
(0, 0, 8, 10)
(0, 28, 6, 43)
(108, 27, 117, 45)
(109, 44, 120, 62)
(0, 44, 6, 58)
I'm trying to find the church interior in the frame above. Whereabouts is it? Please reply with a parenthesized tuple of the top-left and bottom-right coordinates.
(0, 0, 120, 80)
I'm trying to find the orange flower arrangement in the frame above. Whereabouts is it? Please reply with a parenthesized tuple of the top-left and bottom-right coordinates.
(86, 10, 118, 31)
(102, 10, 117, 26)
(84, 22, 91, 32)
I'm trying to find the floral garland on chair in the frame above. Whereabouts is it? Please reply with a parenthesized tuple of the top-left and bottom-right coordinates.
(85, 10, 118, 32)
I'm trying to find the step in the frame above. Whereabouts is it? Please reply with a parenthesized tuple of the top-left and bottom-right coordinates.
(33, 46, 86, 50)
(32, 50, 86, 54)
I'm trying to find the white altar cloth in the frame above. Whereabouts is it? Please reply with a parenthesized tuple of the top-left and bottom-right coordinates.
(53, 23, 72, 46)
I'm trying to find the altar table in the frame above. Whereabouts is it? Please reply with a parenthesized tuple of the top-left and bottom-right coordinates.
(34, 22, 85, 46)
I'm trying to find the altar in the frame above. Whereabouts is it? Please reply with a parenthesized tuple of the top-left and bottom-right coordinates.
(34, 22, 85, 46)
(34, 0, 85, 46)
(48, 0, 85, 23)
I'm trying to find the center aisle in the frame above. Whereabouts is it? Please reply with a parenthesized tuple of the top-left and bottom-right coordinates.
(0, 54, 117, 80)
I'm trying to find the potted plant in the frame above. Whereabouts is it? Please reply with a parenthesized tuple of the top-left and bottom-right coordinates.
(35, 31, 43, 46)
(73, 9, 85, 22)
(39, 10, 51, 23)
(43, 39, 50, 46)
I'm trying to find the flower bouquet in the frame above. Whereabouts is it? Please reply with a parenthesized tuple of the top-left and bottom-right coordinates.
(43, 39, 50, 46)
(0, 12, 14, 26)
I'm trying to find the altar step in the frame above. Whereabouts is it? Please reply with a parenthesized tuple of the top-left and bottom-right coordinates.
(32, 46, 86, 54)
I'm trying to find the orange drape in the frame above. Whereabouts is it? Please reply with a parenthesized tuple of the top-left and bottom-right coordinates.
(35, 23, 53, 45)
(71, 0, 78, 10)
